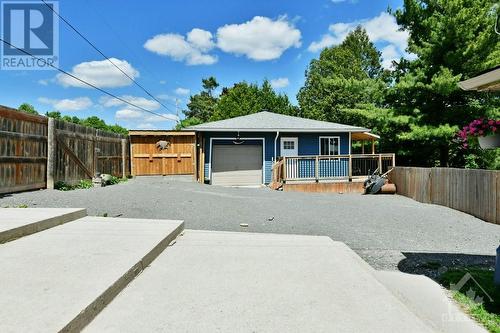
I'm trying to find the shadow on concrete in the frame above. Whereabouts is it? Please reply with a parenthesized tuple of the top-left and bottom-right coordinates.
(398, 252, 495, 280)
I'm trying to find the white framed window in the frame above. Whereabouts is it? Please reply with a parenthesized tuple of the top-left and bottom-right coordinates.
(319, 136, 340, 156)
(283, 140, 295, 150)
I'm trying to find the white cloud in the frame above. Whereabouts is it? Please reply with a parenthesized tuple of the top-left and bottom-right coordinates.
(56, 58, 139, 88)
(159, 80, 166, 84)
(156, 94, 177, 102)
(38, 97, 92, 111)
(217, 16, 301, 61)
(136, 123, 157, 129)
(106, 97, 179, 125)
(174, 87, 190, 96)
(144, 29, 217, 66)
(381, 44, 399, 70)
(270, 77, 290, 89)
(115, 108, 143, 119)
(187, 28, 215, 51)
(144, 113, 179, 123)
(308, 12, 411, 69)
(99, 95, 160, 110)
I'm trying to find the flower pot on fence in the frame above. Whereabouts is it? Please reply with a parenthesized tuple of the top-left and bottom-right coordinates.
(478, 134, 500, 149)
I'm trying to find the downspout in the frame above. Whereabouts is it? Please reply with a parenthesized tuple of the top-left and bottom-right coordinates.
(274, 131, 280, 161)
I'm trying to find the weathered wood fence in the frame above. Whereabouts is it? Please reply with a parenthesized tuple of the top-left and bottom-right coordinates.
(390, 167, 499, 225)
(0, 105, 130, 194)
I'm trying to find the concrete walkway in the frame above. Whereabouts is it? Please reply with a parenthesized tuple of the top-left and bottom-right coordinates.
(85, 230, 434, 333)
(0, 216, 183, 332)
(0, 208, 86, 243)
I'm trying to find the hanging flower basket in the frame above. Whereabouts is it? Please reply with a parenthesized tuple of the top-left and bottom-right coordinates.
(478, 134, 500, 149)
(457, 119, 500, 149)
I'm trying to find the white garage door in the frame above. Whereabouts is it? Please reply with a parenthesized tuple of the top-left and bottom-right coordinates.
(212, 145, 263, 186)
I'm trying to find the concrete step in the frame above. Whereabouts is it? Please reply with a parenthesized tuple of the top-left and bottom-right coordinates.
(0, 216, 184, 333)
(0, 208, 87, 243)
(85, 230, 434, 333)
(375, 271, 487, 333)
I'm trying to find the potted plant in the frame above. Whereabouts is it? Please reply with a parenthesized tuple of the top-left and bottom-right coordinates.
(457, 118, 500, 149)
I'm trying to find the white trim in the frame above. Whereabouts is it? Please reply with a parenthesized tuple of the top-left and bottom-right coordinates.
(209, 137, 266, 185)
(319, 136, 341, 156)
(280, 137, 298, 157)
(348, 132, 351, 155)
(190, 128, 369, 133)
(273, 131, 280, 161)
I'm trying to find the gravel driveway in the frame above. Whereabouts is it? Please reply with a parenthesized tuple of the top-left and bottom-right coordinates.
(1, 176, 499, 270)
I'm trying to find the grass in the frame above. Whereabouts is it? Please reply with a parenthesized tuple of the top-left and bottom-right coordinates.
(54, 176, 127, 191)
(55, 179, 93, 191)
(439, 268, 500, 333)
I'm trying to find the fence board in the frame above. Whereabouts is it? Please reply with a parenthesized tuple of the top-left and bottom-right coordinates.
(390, 166, 498, 225)
(0, 105, 47, 194)
(54, 120, 129, 185)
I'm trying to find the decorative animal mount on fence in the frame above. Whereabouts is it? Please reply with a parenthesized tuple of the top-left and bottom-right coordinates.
(156, 140, 171, 151)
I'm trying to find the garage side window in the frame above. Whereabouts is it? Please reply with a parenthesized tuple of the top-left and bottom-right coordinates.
(320, 137, 340, 155)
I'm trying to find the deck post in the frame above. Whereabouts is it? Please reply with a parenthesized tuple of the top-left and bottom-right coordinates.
(371, 139, 375, 154)
(361, 141, 365, 154)
(392, 153, 396, 168)
(283, 157, 286, 182)
(378, 154, 383, 173)
(315, 156, 319, 182)
(348, 154, 352, 181)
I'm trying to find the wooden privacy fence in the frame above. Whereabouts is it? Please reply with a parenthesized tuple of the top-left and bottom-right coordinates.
(390, 167, 499, 225)
(0, 106, 47, 194)
(0, 105, 130, 194)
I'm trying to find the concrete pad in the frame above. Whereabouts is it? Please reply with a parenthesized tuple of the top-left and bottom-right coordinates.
(376, 271, 487, 333)
(0, 208, 87, 243)
(86, 230, 433, 333)
(0, 216, 184, 333)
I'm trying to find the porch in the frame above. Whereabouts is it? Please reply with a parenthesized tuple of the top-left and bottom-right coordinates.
(272, 153, 396, 185)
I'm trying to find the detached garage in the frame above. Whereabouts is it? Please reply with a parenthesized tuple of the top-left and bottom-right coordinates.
(185, 111, 375, 186)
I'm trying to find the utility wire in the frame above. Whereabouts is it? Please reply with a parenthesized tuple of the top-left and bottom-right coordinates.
(40, 0, 178, 115)
(82, 0, 178, 109)
(0, 37, 176, 121)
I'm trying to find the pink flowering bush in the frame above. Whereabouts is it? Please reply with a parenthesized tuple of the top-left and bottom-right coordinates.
(457, 118, 499, 148)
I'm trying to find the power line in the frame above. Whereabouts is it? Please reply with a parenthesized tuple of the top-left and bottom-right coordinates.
(0, 37, 176, 122)
(82, 0, 178, 110)
(40, 0, 179, 114)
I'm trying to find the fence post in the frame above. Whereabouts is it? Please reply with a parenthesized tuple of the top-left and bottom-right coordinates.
(121, 138, 127, 179)
(46, 118, 55, 189)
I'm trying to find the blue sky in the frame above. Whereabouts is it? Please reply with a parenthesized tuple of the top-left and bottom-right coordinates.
(0, 0, 407, 129)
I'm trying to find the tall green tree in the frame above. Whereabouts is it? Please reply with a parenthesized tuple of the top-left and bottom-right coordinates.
(211, 80, 298, 120)
(18, 103, 38, 115)
(183, 76, 219, 122)
(297, 27, 387, 123)
(389, 0, 500, 166)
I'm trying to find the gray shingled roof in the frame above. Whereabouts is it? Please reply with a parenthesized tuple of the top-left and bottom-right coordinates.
(185, 111, 369, 133)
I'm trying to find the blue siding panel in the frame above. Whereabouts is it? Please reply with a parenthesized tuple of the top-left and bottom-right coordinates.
(277, 132, 350, 156)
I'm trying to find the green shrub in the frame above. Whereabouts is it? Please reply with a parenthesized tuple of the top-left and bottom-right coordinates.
(55, 179, 93, 191)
